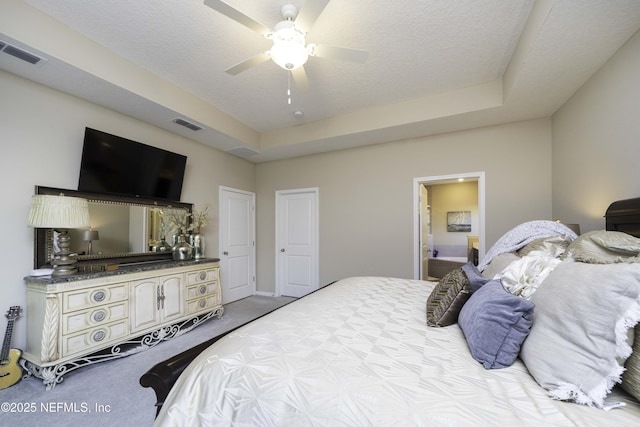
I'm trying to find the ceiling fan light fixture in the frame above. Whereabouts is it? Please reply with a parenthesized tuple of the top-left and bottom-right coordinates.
(270, 38, 309, 70)
(208, 0, 368, 80)
(269, 20, 308, 70)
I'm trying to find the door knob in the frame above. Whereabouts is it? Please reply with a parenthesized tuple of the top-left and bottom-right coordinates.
(280, 248, 285, 252)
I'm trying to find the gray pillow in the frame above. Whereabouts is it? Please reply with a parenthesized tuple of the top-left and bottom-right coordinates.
(481, 252, 520, 279)
(622, 325, 640, 402)
(458, 280, 534, 369)
(517, 235, 571, 257)
(565, 230, 640, 264)
(520, 260, 640, 408)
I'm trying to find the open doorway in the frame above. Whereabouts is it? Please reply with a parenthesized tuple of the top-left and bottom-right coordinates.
(413, 172, 485, 280)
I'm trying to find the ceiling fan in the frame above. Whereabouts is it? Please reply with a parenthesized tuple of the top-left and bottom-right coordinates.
(203, 0, 369, 92)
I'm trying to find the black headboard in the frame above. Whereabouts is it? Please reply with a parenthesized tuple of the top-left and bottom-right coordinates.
(605, 197, 640, 238)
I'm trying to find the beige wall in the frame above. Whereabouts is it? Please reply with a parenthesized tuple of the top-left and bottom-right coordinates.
(1, 70, 255, 350)
(256, 119, 553, 293)
(4, 27, 637, 349)
(429, 182, 479, 251)
(552, 29, 640, 230)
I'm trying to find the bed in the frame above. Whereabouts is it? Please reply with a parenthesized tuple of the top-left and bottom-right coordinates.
(141, 197, 640, 426)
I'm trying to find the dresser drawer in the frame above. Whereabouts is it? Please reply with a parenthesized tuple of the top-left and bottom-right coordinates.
(61, 320, 129, 357)
(62, 301, 128, 335)
(186, 282, 218, 300)
(186, 296, 219, 315)
(63, 283, 128, 313)
(186, 268, 218, 285)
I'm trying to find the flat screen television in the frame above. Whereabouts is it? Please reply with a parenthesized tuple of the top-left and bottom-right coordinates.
(78, 128, 187, 202)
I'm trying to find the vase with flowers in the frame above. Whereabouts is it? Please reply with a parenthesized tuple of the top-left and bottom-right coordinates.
(163, 209, 193, 260)
(188, 204, 211, 259)
(151, 208, 173, 252)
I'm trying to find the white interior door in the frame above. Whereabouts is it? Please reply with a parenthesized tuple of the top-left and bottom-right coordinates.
(276, 188, 319, 298)
(219, 186, 256, 304)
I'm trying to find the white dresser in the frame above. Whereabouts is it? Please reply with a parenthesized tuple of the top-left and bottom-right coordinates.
(22, 259, 222, 389)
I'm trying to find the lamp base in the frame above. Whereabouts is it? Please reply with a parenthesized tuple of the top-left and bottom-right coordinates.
(52, 229, 78, 276)
(51, 262, 78, 277)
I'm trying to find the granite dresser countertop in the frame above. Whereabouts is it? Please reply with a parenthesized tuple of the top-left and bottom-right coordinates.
(25, 258, 220, 285)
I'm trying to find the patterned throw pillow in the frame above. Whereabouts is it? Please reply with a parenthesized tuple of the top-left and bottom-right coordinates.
(426, 263, 485, 327)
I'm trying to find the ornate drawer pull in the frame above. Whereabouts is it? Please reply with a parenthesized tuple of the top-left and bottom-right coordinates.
(199, 271, 207, 281)
(92, 290, 106, 303)
(92, 310, 107, 323)
(199, 285, 207, 295)
(92, 329, 106, 342)
(198, 299, 207, 308)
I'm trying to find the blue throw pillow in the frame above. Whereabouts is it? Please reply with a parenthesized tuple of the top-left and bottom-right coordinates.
(458, 280, 534, 369)
(461, 262, 488, 291)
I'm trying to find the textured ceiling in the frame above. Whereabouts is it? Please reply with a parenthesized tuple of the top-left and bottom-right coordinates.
(2, 0, 640, 162)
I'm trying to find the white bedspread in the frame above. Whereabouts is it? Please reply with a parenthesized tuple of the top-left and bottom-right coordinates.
(155, 277, 640, 426)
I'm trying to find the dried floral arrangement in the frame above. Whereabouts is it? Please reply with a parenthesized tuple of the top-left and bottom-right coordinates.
(163, 208, 190, 235)
(189, 204, 211, 234)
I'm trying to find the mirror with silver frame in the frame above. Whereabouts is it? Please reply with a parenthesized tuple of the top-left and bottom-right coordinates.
(34, 186, 193, 268)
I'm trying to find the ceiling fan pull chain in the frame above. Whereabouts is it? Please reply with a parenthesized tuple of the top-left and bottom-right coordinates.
(287, 72, 292, 105)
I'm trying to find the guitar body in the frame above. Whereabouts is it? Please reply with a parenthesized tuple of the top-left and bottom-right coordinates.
(0, 348, 23, 389)
(0, 306, 23, 389)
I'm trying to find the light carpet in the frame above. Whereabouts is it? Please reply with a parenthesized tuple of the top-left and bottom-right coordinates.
(0, 295, 295, 427)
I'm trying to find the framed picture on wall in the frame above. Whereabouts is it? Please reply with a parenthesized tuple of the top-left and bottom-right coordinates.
(447, 211, 471, 232)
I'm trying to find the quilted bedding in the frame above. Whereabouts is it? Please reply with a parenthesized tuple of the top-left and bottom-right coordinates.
(154, 276, 640, 426)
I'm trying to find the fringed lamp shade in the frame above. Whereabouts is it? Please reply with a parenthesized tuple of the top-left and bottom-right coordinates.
(28, 195, 90, 229)
(28, 195, 91, 276)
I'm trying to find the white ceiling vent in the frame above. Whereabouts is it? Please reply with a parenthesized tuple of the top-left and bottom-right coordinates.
(227, 147, 260, 158)
(0, 40, 47, 66)
(172, 117, 203, 131)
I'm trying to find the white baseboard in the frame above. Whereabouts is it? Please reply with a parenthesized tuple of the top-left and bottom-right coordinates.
(254, 291, 275, 297)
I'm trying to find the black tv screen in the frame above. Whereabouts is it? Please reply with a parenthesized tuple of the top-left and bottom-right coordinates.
(78, 128, 187, 201)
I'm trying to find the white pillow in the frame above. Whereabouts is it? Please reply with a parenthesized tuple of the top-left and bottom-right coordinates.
(496, 254, 561, 299)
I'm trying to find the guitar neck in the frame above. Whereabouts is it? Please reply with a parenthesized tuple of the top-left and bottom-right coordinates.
(1, 319, 15, 361)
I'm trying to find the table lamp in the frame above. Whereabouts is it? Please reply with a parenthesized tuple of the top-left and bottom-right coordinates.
(28, 194, 91, 276)
(82, 229, 99, 255)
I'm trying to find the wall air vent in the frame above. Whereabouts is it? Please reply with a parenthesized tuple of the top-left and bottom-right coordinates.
(227, 147, 259, 158)
(0, 41, 46, 66)
(172, 118, 203, 131)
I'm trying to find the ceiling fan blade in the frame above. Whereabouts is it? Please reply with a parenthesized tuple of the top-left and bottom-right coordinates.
(295, 0, 330, 33)
(291, 66, 309, 92)
(203, 0, 272, 36)
(225, 52, 271, 75)
(310, 44, 369, 63)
